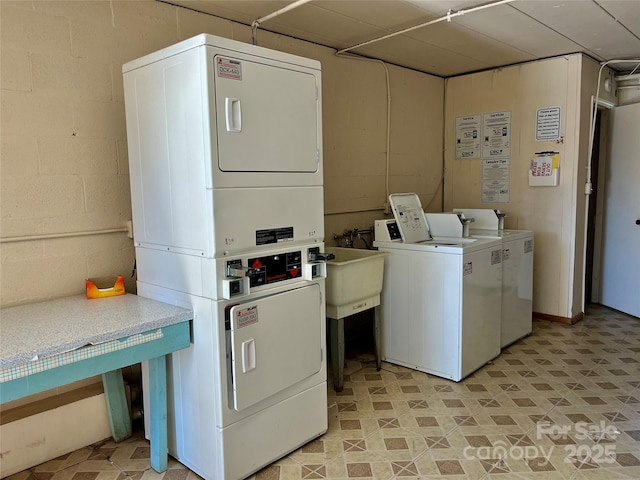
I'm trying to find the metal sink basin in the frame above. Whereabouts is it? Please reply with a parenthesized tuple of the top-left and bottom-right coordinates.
(324, 247, 387, 319)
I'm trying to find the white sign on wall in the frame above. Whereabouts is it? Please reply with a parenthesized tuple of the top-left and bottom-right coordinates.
(536, 106, 561, 140)
(482, 158, 510, 203)
(482, 111, 511, 159)
(455, 114, 482, 159)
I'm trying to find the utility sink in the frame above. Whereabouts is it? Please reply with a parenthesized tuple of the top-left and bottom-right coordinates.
(324, 247, 387, 319)
(325, 247, 387, 391)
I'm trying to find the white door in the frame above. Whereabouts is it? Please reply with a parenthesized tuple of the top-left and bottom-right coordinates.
(213, 54, 319, 173)
(600, 103, 640, 317)
(228, 284, 322, 411)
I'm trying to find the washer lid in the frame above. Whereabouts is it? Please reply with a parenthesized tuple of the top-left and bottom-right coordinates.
(389, 193, 431, 243)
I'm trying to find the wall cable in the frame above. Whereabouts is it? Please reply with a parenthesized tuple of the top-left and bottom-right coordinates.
(335, 51, 392, 212)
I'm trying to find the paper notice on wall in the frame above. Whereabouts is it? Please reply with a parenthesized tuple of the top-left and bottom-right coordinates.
(536, 107, 561, 141)
(530, 156, 553, 176)
(482, 111, 511, 159)
(455, 114, 482, 159)
(482, 158, 510, 203)
(529, 153, 560, 187)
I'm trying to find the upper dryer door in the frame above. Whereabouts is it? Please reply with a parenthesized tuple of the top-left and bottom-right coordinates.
(213, 54, 319, 173)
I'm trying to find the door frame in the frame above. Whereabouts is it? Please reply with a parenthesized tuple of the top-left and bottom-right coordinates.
(584, 99, 614, 306)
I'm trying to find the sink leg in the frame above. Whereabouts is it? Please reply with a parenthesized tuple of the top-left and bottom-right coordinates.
(373, 306, 381, 371)
(329, 317, 345, 392)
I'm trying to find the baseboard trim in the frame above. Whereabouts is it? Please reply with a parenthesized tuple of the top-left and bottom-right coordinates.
(0, 383, 104, 425)
(533, 311, 584, 325)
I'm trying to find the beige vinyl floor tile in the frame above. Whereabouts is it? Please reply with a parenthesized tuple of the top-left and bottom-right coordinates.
(7, 305, 639, 480)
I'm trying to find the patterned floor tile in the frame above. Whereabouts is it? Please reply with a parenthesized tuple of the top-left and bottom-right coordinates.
(11, 305, 640, 480)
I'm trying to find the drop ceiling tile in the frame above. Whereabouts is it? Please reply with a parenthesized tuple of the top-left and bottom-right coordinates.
(312, 0, 436, 31)
(449, 4, 584, 57)
(597, 0, 640, 37)
(512, 0, 640, 59)
(167, 0, 291, 26)
(404, 22, 535, 67)
(264, 5, 387, 48)
(358, 35, 491, 76)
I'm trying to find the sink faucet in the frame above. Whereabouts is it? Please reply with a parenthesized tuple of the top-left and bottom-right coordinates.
(333, 227, 374, 249)
(333, 229, 354, 247)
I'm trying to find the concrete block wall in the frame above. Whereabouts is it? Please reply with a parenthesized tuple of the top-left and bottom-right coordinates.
(0, 0, 445, 474)
(1, 0, 138, 307)
(1, 1, 444, 307)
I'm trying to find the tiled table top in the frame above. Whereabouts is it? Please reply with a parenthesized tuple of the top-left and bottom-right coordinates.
(0, 294, 192, 369)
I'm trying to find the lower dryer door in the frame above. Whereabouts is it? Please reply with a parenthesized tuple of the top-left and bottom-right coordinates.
(228, 283, 322, 411)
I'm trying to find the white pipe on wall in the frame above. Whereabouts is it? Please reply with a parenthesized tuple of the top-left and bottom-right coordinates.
(251, 0, 313, 44)
(0, 227, 128, 243)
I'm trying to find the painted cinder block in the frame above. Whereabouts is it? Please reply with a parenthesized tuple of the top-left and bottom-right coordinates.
(1, 6, 71, 56)
(1, 90, 73, 137)
(0, 49, 32, 92)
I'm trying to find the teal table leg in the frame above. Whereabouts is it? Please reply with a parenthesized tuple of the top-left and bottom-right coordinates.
(101, 369, 132, 441)
(329, 317, 345, 392)
(373, 306, 381, 371)
(148, 355, 168, 472)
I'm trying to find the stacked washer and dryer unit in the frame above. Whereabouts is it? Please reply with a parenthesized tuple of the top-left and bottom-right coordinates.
(374, 194, 504, 382)
(123, 34, 328, 480)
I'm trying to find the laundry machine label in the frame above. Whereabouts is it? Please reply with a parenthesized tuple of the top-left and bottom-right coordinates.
(524, 239, 533, 254)
(236, 305, 258, 329)
(502, 248, 510, 260)
(464, 262, 473, 276)
(256, 227, 294, 245)
(216, 57, 242, 80)
(491, 249, 502, 265)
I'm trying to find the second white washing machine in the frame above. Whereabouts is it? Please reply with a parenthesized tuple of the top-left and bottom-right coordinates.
(452, 209, 534, 348)
(374, 194, 503, 382)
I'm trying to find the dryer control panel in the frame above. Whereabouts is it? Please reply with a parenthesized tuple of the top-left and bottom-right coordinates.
(223, 245, 329, 299)
(227, 250, 302, 289)
(247, 250, 302, 287)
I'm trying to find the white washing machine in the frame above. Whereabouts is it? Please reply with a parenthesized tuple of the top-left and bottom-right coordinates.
(373, 194, 503, 382)
(452, 209, 534, 348)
